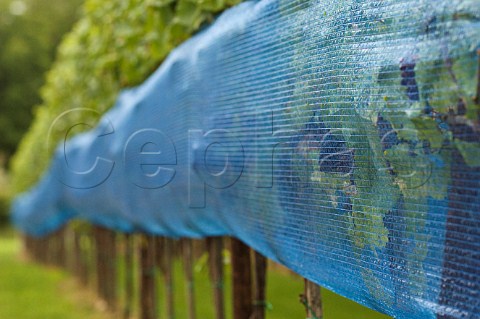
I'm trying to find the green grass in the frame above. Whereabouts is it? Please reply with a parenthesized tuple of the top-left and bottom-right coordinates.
(0, 230, 391, 319)
(0, 229, 109, 319)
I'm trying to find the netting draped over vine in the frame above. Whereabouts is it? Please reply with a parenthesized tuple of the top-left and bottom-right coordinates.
(12, 0, 480, 318)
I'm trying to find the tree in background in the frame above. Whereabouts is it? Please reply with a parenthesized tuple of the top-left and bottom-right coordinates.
(10, 0, 239, 195)
(0, 0, 81, 166)
(0, 0, 81, 224)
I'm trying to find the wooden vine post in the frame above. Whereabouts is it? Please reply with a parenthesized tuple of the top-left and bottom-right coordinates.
(55, 227, 67, 268)
(123, 233, 134, 319)
(94, 225, 117, 311)
(139, 235, 157, 319)
(302, 279, 323, 319)
(93, 226, 105, 301)
(183, 238, 197, 319)
(207, 237, 225, 319)
(231, 238, 253, 319)
(252, 251, 267, 319)
(72, 228, 89, 286)
(46, 233, 54, 265)
(164, 237, 175, 319)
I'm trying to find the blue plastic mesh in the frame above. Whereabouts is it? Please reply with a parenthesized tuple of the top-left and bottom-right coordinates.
(12, 0, 480, 318)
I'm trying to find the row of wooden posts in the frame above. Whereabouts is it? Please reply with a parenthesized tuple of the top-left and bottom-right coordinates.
(23, 224, 323, 319)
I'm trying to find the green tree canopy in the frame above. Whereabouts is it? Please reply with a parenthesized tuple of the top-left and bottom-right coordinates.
(0, 0, 82, 164)
(10, 0, 239, 193)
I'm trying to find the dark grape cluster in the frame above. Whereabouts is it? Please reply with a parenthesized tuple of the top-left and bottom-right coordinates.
(302, 112, 355, 175)
(318, 133, 354, 175)
(400, 59, 420, 101)
(447, 99, 480, 143)
(377, 114, 398, 150)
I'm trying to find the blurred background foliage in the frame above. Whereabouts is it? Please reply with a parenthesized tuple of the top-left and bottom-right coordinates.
(4, 0, 239, 224)
(0, 0, 82, 224)
(0, 0, 82, 163)
(10, 0, 239, 197)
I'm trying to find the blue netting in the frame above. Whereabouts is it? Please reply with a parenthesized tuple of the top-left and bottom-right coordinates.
(12, 0, 480, 318)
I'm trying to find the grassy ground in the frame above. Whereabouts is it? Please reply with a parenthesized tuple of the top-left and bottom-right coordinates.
(0, 229, 112, 319)
(0, 229, 391, 319)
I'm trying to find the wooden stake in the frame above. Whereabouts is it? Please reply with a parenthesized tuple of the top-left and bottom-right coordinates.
(56, 228, 67, 268)
(164, 238, 175, 319)
(123, 234, 134, 319)
(45, 235, 52, 264)
(73, 229, 88, 286)
(66, 227, 75, 274)
(46, 233, 54, 265)
(302, 279, 323, 319)
(155, 237, 165, 273)
(94, 226, 104, 302)
(105, 229, 117, 311)
(251, 251, 267, 319)
(86, 228, 95, 289)
(231, 238, 253, 319)
(183, 239, 196, 319)
(36, 237, 43, 262)
(207, 237, 225, 319)
(94, 226, 117, 311)
(140, 235, 157, 319)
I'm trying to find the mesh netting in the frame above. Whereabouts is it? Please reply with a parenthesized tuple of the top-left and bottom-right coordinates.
(12, 0, 480, 318)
